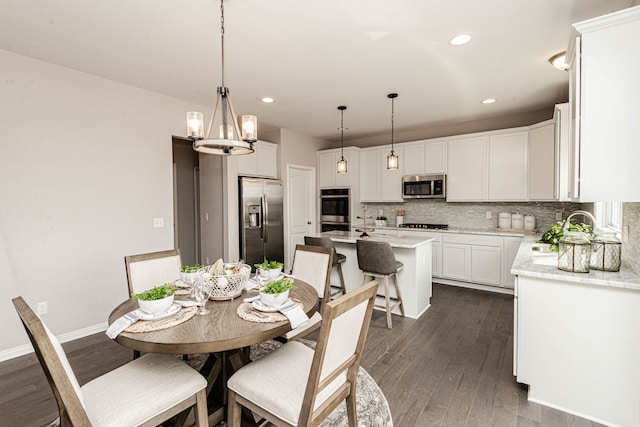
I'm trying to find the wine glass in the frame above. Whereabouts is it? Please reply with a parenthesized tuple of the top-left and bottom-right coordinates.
(194, 270, 211, 315)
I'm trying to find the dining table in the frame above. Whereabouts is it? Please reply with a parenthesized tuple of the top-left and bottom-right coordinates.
(108, 278, 319, 426)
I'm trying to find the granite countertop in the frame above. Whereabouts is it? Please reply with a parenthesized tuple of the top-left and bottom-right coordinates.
(372, 225, 534, 238)
(316, 231, 433, 249)
(511, 235, 640, 291)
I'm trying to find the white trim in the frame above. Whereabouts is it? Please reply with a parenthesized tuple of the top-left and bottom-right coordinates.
(433, 278, 515, 296)
(0, 322, 108, 362)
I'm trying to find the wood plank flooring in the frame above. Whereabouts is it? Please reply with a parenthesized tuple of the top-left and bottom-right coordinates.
(0, 284, 602, 426)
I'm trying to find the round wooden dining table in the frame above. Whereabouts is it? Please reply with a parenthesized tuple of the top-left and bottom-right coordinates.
(108, 278, 319, 426)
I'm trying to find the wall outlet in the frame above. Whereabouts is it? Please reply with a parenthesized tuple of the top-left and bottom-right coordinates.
(37, 302, 48, 315)
(485, 211, 492, 219)
(153, 217, 164, 228)
(205, 213, 209, 221)
(206, 256, 210, 264)
(378, 210, 384, 216)
(556, 211, 563, 220)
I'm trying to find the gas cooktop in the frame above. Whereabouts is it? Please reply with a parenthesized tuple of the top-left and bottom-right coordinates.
(398, 223, 449, 230)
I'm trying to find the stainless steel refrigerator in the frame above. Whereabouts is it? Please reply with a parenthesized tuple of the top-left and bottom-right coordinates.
(239, 177, 284, 269)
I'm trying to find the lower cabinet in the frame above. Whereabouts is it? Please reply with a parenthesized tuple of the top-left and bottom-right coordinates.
(398, 230, 442, 278)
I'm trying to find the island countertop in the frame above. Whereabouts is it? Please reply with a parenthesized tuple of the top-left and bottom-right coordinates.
(316, 230, 434, 249)
(511, 235, 640, 291)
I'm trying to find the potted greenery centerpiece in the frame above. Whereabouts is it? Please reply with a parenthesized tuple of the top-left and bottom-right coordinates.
(537, 220, 593, 252)
(375, 215, 388, 227)
(259, 278, 296, 307)
(131, 283, 179, 314)
(254, 257, 284, 279)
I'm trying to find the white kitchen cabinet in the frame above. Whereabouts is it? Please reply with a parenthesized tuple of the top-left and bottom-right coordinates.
(398, 229, 442, 278)
(442, 242, 470, 282)
(528, 120, 555, 201)
(425, 140, 447, 174)
(317, 147, 359, 188)
(554, 103, 571, 201)
(489, 131, 528, 201)
(567, 6, 640, 202)
(446, 136, 488, 201)
(236, 140, 278, 178)
(501, 236, 523, 288)
(442, 233, 508, 287)
(471, 246, 501, 286)
(402, 142, 425, 176)
(358, 145, 404, 202)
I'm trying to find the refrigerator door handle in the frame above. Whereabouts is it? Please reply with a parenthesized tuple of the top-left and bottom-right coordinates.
(261, 195, 269, 242)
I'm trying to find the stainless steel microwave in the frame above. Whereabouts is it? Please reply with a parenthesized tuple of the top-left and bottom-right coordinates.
(402, 174, 446, 199)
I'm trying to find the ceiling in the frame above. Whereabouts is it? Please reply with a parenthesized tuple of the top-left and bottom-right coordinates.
(0, 0, 636, 147)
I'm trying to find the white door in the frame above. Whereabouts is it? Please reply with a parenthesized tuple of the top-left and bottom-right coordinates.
(286, 164, 315, 271)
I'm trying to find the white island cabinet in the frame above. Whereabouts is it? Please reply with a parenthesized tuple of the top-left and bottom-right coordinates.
(311, 231, 433, 319)
(512, 236, 640, 426)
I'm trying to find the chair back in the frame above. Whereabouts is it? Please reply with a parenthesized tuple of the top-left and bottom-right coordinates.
(12, 297, 91, 426)
(304, 236, 339, 266)
(124, 249, 182, 295)
(298, 280, 378, 425)
(290, 245, 333, 303)
(356, 239, 398, 275)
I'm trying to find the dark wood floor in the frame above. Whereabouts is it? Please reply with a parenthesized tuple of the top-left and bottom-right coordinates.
(0, 284, 602, 427)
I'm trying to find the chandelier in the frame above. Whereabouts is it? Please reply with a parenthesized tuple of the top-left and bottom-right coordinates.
(186, 0, 257, 155)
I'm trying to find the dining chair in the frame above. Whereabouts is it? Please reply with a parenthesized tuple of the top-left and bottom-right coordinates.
(356, 239, 405, 329)
(304, 236, 348, 298)
(227, 280, 378, 427)
(124, 248, 182, 296)
(12, 296, 209, 427)
(280, 244, 333, 341)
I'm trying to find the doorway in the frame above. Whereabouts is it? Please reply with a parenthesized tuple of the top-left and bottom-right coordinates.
(172, 138, 201, 265)
(285, 164, 316, 269)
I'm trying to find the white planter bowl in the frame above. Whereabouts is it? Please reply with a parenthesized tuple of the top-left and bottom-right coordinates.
(258, 267, 282, 279)
(137, 295, 174, 314)
(259, 290, 289, 308)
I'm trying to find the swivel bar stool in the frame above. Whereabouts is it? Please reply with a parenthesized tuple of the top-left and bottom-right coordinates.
(304, 236, 348, 298)
(355, 239, 405, 328)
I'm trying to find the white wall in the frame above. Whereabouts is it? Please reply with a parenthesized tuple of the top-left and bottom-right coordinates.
(0, 50, 206, 357)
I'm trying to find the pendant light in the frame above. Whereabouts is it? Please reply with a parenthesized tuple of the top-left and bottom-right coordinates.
(386, 93, 399, 170)
(186, 0, 257, 155)
(337, 106, 348, 174)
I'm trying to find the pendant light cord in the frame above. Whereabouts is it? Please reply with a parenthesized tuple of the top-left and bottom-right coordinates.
(220, 0, 225, 88)
(340, 109, 345, 158)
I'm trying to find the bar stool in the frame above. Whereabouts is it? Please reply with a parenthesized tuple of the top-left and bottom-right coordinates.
(304, 236, 347, 298)
(356, 239, 405, 328)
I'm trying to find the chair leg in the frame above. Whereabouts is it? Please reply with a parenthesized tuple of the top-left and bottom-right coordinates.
(383, 275, 393, 329)
(194, 388, 208, 427)
(393, 273, 405, 317)
(337, 262, 347, 295)
(345, 392, 358, 427)
(228, 389, 242, 427)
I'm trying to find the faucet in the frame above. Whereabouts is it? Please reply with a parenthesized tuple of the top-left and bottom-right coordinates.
(563, 210, 597, 232)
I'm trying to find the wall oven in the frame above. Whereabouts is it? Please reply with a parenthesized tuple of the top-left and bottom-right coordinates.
(402, 174, 446, 199)
(320, 188, 350, 232)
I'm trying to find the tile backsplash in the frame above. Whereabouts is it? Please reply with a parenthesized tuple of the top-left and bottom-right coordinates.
(361, 200, 589, 233)
(622, 202, 640, 273)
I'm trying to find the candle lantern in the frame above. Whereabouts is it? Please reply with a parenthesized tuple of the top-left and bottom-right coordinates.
(558, 231, 592, 273)
(590, 231, 622, 272)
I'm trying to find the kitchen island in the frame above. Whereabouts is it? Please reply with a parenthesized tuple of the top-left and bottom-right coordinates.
(312, 231, 433, 319)
(512, 236, 640, 427)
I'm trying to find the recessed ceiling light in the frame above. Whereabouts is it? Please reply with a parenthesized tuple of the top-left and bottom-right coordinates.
(482, 98, 496, 104)
(548, 51, 569, 71)
(261, 97, 275, 103)
(449, 33, 472, 46)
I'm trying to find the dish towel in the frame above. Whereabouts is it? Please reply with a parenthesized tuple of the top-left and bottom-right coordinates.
(105, 311, 140, 339)
(279, 302, 309, 329)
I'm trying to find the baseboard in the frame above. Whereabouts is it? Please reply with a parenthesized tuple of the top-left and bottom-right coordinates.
(433, 278, 515, 296)
(0, 322, 108, 362)
(527, 394, 614, 427)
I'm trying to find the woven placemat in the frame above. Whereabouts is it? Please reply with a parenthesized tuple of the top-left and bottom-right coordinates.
(237, 302, 288, 323)
(175, 288, 191, 296)
(125, 306, 198, 333)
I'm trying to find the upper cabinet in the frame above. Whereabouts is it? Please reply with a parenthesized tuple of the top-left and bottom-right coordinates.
(447, 136, 488, 201)
(489, 131, 528, 200)
(236, 140, 278, 178)
(359, 145, 404, 202)
(402, 139, 447, 176)
(567, 6, 640, 201)
(528, 120, 555, 201)
(317, 147, 359, 189)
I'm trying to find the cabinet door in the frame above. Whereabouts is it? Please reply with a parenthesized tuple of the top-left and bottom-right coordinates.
(318, 151, 336, 188)
(431, 243, 442, 278)
(528, 122, 555, 201)
(442, 243, 470, 281)
(471, 246, 501, 286)
(502, 237, 522, 288)
(403, 143, 425, 175)
(359, 149, 380, 201)
(489, 132, 528, 200)
(380, 146, 404, 202)
(447, 136, 488, 201)
(256, 142, 277, 178)
(425, 140, 447, 174)
(237, 147, 258, 176)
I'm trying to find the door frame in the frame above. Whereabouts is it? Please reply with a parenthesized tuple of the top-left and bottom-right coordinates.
(284, 163, 316, 271)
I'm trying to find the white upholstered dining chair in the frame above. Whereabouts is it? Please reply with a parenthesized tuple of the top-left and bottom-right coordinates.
(227, 280, 378, 427)
(281, 244, 333, 341)
(124, 249, 182, 296)
(12, 296, 208, 427)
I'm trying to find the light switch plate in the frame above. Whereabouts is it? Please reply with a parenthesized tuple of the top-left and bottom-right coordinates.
(486, 211, 492, 219)
(153, 217, 164, 228)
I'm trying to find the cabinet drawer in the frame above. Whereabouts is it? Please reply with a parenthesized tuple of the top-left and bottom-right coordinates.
(443, 233, 502, 247)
